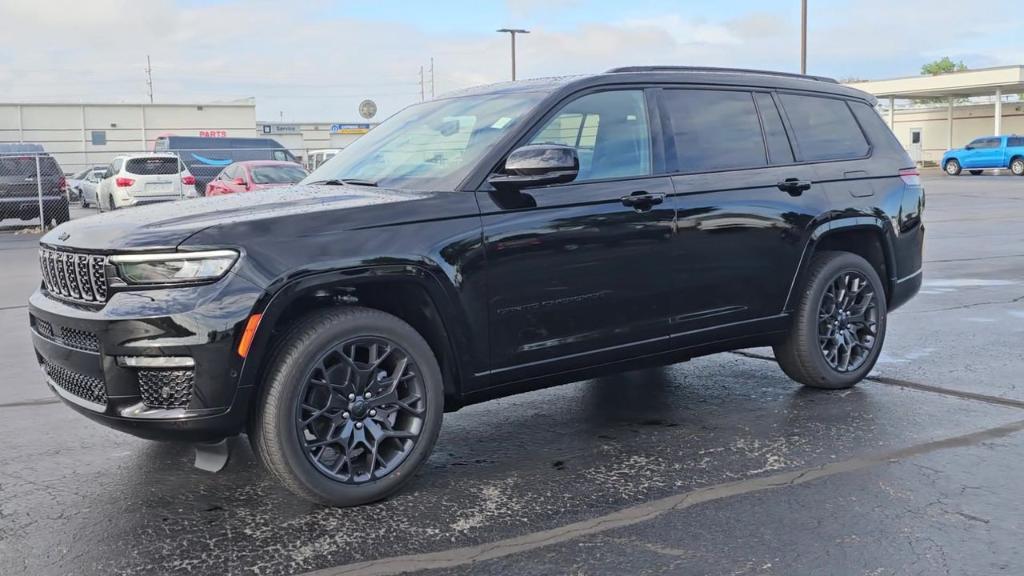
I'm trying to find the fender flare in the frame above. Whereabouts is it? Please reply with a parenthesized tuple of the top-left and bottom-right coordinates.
(235, 262, 475, 400)
(783, 216, 898, 311)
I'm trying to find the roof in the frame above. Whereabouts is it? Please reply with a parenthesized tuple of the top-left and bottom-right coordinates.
(846, 65, 1024, 98)
(439, 67, 872, 103)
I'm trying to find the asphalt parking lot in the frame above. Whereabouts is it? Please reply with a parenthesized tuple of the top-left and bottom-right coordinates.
(1, 171, 1023, 575)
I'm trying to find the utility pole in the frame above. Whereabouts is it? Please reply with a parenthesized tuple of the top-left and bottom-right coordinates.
(429, 57, 435, 99)
(800, 0, 807, 74)
(496, 28, 529, 81)
(419, 66, 425, 101)
(145, 55, 154, 103)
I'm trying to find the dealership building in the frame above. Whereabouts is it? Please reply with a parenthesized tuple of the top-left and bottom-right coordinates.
(0, 101, 376, 174)
(848, 65, 1024, 165)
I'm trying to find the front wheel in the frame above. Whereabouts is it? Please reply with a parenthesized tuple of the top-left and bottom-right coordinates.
(1011, 157, 1024, 176)
(251, 306, 444, 506)
(945, 158, 961, 175)
(774, 251, 887, 389)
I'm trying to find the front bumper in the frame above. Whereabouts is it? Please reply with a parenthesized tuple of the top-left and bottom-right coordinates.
(28, 272, 264, 442)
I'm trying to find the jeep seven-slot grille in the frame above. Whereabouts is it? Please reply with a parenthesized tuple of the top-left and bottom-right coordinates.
(38, 247, 108, 304)
(42, 359, 107, 406)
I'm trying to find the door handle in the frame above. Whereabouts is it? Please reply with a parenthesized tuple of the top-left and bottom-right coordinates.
(620, 191, 665, 210)
(777, 178, 812, 196)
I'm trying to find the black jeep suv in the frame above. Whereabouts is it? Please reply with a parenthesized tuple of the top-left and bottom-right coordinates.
(29, 67, 924, 506)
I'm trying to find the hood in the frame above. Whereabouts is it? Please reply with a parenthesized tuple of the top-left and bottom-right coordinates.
(41, 184, 431, 252)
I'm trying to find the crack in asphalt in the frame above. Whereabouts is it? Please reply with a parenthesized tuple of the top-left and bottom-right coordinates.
(904, 294, 1024, 314)
(729, 350, 1024, 411)
(0, 304, 28, 312)
(300, 419, 1024, 576)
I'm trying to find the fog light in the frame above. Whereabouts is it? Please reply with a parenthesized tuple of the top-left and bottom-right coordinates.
(116, 356, 195, 368)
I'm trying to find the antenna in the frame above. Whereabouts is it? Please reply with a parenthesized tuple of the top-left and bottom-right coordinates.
(145, 55, 154, 103)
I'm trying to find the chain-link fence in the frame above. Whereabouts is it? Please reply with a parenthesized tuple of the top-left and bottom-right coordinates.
(1, 146, 330, 232)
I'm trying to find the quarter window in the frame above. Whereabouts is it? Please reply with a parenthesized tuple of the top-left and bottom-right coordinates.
(662, 89, 767, 172)
(754, 93, 794, 165)
(529, 90, 650, 181)
(779, 94, 869, 161)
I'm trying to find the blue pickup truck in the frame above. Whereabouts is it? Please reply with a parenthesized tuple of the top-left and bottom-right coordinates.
(942, 135, 1024, 176)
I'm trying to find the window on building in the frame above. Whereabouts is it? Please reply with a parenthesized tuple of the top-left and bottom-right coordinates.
(779, 94, 870, 161)
(90, 131, 106, 146)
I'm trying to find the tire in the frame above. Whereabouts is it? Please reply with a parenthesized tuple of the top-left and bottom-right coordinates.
(773, 251, 887, 390)
(107, 194, 117, 211)
(944, 158, 961, 176)
(54, 202, 70, 225)
(251, 306, 444, 507)
(81, 196, 89, 208)
(969, 170, 983, 176)
(1011, 157, 1024, 176)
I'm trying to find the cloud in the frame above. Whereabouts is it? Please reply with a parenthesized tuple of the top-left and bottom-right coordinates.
(1, 0, 1022, 122)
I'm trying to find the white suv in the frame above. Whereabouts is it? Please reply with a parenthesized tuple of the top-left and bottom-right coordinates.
(97, 154, 196, 211)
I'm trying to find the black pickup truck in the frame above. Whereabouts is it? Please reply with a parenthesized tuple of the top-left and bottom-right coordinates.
(29, 67, 924, 506)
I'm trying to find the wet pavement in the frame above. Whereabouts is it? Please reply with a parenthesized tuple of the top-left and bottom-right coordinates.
(1, 172, 1023, 575)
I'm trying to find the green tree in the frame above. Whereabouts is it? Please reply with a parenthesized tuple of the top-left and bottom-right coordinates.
(917, 57, 969, 105)
(920, 57, 968, 76)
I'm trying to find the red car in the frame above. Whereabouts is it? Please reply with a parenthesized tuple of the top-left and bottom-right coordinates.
(205, 161, 309, 196)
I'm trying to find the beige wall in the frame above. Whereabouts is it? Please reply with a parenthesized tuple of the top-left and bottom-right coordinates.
(0, 102, 257, 172)
(887, 102, 1024, 164)
(256, 122, 376, 160)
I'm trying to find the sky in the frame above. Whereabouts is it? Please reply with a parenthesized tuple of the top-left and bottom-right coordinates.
(1, 0, 1020, 121)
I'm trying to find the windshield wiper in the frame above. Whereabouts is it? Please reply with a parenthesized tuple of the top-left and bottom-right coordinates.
(308, 178, 378, 187)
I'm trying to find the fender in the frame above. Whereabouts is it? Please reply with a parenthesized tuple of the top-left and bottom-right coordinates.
(782, 216, 898, 311)
(234, 260, 479, 401)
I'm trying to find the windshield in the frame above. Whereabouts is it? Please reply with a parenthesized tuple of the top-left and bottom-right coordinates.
(251, 164, 308, 184)
(304, 92, 546, 190)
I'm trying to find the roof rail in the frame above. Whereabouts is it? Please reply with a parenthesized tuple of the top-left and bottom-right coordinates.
(605, 66, 839, 84)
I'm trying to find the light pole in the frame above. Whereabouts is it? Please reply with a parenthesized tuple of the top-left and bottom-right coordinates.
(496, 28, 529, 81)
(800, 0, 807, 74)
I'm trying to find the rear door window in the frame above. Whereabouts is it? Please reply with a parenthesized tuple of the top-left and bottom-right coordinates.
(778, 93, 869, 161)
(125, 157, 181, 175)
(662, 89, 767, 172)
(753, 93, 794, 165)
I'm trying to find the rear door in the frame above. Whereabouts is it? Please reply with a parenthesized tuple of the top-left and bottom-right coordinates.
(661, 88, 828, 339)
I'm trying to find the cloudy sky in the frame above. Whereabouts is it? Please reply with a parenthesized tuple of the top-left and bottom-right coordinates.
(1, 0, 1019, 121)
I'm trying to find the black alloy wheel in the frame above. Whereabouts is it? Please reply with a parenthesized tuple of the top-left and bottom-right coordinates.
(296, 337, 426, 484)
(816, 271, 879, 373)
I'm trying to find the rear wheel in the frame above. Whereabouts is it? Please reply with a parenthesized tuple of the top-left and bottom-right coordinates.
(969, 170, 983, 176)
(251, 306, 444, 507)
(107, 193, 117, 211)
(1011, 157, 1024, 176)
(774, 251, 887, 389)
(945, 158, 961, 175)
(53, 202, 70, 225)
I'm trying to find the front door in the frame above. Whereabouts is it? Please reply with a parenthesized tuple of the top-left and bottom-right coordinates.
(908, 128, 923, 164)
(478, 89, 675, 382)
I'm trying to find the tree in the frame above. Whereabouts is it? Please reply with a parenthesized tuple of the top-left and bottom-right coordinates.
(920, 57, 968, 76)
(917, 57, 969, 105)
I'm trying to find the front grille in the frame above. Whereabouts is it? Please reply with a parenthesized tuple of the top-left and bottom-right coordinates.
(60, 327, 100, 352)
(42, 359, 107, 406)
(138, 369, 194, 409)
(39, 247, 108, 304)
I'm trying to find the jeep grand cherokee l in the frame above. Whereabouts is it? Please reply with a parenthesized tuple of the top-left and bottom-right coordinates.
(29, 67, 925, 507)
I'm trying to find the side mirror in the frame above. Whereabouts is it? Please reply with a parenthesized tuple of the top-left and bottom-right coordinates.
(965, 145, 975, 150)
(488, 144, 579, 192)
(233, 177, 247, 187)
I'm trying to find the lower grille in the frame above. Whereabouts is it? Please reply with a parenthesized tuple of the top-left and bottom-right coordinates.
(138, 369, 194, 409)
(43, 359, 107, 406)
(32, 316, 54, 339)
(59, 327, 100, 352)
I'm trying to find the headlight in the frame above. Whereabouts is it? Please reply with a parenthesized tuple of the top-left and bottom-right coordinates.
(109, 250, 239, 285)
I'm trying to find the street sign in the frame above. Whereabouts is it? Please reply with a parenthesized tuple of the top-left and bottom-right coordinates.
(359, 100, 377, 120)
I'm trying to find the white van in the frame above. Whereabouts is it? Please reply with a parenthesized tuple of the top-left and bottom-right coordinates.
(97, 154, 196, 211)
(306, 149, 340, 172)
